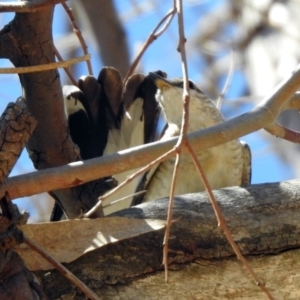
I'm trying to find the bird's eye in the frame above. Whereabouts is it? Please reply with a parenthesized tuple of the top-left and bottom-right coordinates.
(188, 80, 195, 89)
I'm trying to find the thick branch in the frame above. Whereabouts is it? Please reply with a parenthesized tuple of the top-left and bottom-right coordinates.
(35, 179, 300, 298)
(2, 70, 300, 201)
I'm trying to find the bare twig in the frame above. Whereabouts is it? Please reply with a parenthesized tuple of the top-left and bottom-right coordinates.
(167, 1, 274, 297)
(0, 54, 90, 74)
(62, 2, 93, 76)
(84, 147, 176, 218)
(54, 46, 77, 86)
(123, 7, 176, 83)
(216, 48, 235, 109)
(184, 141, 274, 299)
(163, 0, 191, 282)
(162, 149, 180, 280)
(24, 235, 100, 300)
(0, 0, 66, 12)
(101, 190, 146, 209)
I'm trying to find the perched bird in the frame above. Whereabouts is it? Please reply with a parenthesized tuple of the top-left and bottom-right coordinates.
(58, 69, 251, 218)
(141, 73, 251, 202)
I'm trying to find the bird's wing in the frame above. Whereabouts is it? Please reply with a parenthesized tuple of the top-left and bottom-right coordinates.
(103, 97, 144, 155)
(102, 97, 145, 214)
(240, 141, 252, 186)
(103, 72, 165, 211)
(63, 85, 96, 160)
(78, 68, 124, 156)
(78, 75, 101, 129)
(98, 67, 123, 129)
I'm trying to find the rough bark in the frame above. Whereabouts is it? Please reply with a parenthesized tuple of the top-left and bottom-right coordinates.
(0, 101, 37, 183)
(0, 5, 113, 219)
(0, 100, 45, 300)
(36, 179, 300, 299)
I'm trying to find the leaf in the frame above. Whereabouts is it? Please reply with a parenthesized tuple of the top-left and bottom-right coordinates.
(16, 217, 165, 271)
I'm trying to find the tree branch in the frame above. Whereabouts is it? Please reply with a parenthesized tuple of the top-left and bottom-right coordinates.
(2, 62, 300, 201)
(0, 5, 113, 218)
(34, 179, 300, 298)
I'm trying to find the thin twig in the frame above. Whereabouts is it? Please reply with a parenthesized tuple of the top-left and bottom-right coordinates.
(84, 147, 176, 218)
(62, 2, 93, 76)
(23, 235, 100, 300)
(162, 150, 180, 281)
(163, 0, 191, 282)
(184, 140, 274, 299)
(123, 7, 176, 83)
(0, 54, 90, 74)
(216, 48, 235, 109)
(0, 0, 66, 12)
(101, 190, 146, 209)
(54, 46, 77, 86)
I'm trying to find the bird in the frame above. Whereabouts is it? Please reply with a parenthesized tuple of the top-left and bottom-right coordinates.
(58, 69, 251, 218)
(51, 68, 125, 221)
(59, 70, 163, 217)
(141, 72, 251, 203)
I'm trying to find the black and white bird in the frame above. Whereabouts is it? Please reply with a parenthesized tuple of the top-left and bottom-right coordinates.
(58, 69, 251, 218)
(141, 72, 251, 203)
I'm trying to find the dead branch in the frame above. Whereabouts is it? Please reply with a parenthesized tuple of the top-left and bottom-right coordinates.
(162, 0, 190, 282)
(0, 54, 90, 74)
(123, 6, 176, 83)
(54, 46, 78, 85)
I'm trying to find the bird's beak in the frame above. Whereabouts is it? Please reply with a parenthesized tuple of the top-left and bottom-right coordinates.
(149, 72, 173, 91)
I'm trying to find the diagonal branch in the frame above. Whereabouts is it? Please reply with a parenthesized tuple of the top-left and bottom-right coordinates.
(24, 236, 99, 300)
(123, 7, 176, 83)
(1, 62, 300, 201)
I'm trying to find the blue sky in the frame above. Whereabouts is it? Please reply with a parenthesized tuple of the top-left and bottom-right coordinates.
(0, 1, 295, 220)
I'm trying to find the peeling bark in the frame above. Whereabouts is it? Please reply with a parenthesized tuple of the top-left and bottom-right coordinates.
(0, 101, 37, 183)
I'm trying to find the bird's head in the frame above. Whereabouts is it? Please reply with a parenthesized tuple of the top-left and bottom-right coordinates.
(150, 72, 206, 126)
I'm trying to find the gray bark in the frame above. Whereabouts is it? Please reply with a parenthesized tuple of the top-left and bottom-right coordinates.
(36, 179, 300, 299)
